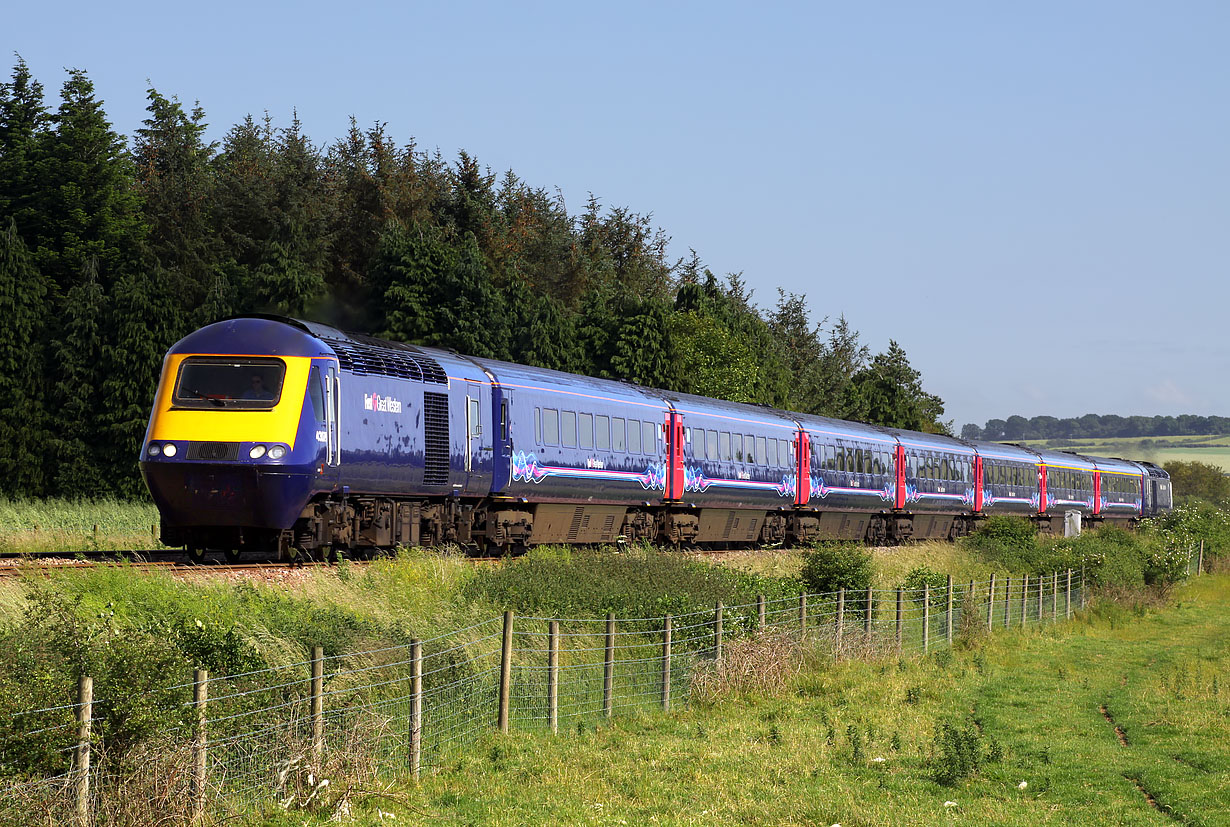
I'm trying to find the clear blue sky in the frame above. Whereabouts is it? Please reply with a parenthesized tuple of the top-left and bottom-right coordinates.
(7, 1, 1228, 428)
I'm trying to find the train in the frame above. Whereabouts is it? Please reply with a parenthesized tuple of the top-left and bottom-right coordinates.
(139, 316, 1173, 561)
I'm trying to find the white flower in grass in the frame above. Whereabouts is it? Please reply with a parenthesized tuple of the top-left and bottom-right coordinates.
(872, 756, 886, 763)
(944, 801, 958, 808)
(1018, 780, 1028, 789)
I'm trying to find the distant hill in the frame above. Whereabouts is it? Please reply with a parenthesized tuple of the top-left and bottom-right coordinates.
(960, 414, 1230, 443)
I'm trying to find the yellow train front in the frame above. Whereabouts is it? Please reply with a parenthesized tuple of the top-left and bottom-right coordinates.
(140, 317, 341, 561)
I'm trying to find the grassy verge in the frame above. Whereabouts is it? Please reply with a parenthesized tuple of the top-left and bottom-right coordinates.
(0, 498, 163, 553)
(272, 574, 1230, 826)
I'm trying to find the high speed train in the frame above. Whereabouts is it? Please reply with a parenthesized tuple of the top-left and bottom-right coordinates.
(140, 316, 1172, 560)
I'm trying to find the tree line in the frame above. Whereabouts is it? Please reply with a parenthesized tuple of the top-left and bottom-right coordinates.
(961, 414, 1230, 443)
(0, 59, 947, 499)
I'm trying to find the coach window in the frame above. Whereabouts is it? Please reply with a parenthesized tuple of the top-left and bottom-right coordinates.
(778, 439, 788, 468)
(734, 435, 744, 463)
(543, 408, 559, 445)
(643, 421, 655, 453)
(627, 419, 641, 454)
(595, 415, 610, 450)
(754, 435, 766, 467)
(579, 413, 594, 449)
(717, 431, 730, 462)
(562, 411, 577, 447)
(704, 429, 716, 461)
(612, 417, 626, 452)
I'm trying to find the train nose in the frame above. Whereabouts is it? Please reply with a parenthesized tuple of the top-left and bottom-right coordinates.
(141, 462, 313, 528)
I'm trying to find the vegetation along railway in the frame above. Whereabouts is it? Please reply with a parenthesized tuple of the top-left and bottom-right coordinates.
(138, 316, 1173, 563)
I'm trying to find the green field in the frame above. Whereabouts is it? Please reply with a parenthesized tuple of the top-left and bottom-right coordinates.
(1020, 434, 1230, 473)
(268, 575, 1230, 826)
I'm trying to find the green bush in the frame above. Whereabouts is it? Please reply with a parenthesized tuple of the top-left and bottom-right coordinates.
(1147, 500, 1230, 564)
(928, 719, 984, 786)
(963, 516, 1043, 571)
(901, 565, 948, 606)
(463, 545, 802, 627)
(799, 543, 873, 595)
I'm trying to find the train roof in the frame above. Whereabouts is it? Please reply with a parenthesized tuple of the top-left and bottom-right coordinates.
(793, 413, 898, 447)
(654, 389, 799, 434)
(169, 316, 334, 359)
(971, 441, 1042, 464)
(1085, 455, 1145, 475)
(876, 426, 977, 456)
(465, 356, 669, 411)
(1033, 448, 1100, 472)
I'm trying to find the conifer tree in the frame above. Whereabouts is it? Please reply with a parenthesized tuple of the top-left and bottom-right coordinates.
(28, 69, 145, 295)
(0, 57, 49, 237)
(100, 268, 181, 495)
(52, 258, 106, 496)
(849, 340, 947, 433)
(0, 219, 48, 495)
(133, 87, 217, 324)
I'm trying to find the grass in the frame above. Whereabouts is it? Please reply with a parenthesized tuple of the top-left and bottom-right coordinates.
(264, 574, 1230, 826)
(0, 498, 163, 553)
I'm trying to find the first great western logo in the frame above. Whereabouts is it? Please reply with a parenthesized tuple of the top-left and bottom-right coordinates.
(363, 392, 403, 414)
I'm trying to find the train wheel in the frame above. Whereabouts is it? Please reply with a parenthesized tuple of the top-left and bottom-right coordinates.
(187, 547, 208, 565)
(224, 548, 242, 563)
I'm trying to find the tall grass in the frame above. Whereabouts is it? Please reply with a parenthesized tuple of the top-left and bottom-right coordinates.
(0, 498, 162, 552)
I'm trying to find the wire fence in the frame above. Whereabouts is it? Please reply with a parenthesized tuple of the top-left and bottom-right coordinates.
(0, 557, 1203, 826)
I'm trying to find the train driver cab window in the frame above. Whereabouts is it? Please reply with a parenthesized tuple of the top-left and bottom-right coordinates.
(612, 417, 626, 452)
(543, 408, 559, 445)
(173, 357, 286, 410)
(308, 366, 325, 421)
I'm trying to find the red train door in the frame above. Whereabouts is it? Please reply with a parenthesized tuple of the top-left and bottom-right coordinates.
(1093, 471, 1102, 516)
(795, 430, 811, 505)
(664, 411, 685, 501)
(973, 455, 984, 513)
(894, 444, 907, 510)
(1038, 465, 1048, 515)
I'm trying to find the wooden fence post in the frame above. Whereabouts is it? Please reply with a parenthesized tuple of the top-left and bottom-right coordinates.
(1021, 573, 1029, 627)
(945, 575, 953, 646)
(661, 615, 673, 712)
(73, 675, 92, 827)
(714, 602, 723, 660)
(603, 613, 615, 718)
(1065, 569, 1072, 619)
(409, 639, 422, 778)
(757, 595, 766, 631)
(547, 622, 559, 736)
(835, 589, 845, 657)
(498, 610, 513, 733)
(1036, 573, 1043, 622)
(895, 587, 904, 652)
(310, 646, 324, 767)
(1003, 574, 1011, 627)
(1080, 565, 1087, 610)
(799, 594, 808, 639)
(1198, 540, 1204, 575)
(1052, 572, 1059, 622)
(864, 586, 874, 640)
(986, 573, 996, 632)
(922, 583, 930, 654)
(191, 669, 208, 826)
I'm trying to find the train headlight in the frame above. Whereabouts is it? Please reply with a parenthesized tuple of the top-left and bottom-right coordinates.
(162, 443, 177, 457)
(268, 445, 287, 460)
(249, 445, 267, 459)
(147, 444, 161, 457)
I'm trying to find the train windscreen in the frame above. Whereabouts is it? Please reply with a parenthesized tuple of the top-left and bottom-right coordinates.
(172, 357, 286, 410)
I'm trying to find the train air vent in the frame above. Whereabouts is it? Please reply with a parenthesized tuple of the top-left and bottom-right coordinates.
(423, 392, 450, 486)
(187, 442, 240, 461)
(322, 337, 448, 385)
